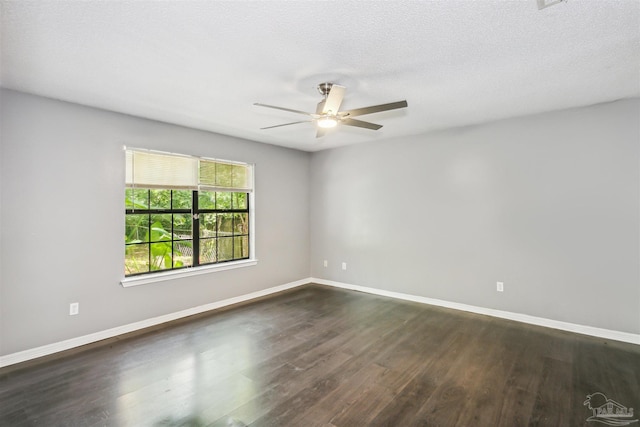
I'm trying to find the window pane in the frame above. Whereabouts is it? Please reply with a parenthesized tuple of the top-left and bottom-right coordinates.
(234, 213, 249, 235)
(200, 213, 216, 237)
(172, 190, 192, 209)
(150, 215, 172, 241)
(217, 213, 233, 236)
(198, 190, 216, 210)
(232, 192, 247, 210)
(173, 214, 192, 239)
(126, 214, 149, 243)
(126, 181, 250, 276)
(125, 244, 149, 275)
(126, 189, 149, 210)
(200, 238, 217, 264)
(234, 236, 249, 258)
(216, 192, 232, 210)
(150, 242, 172, 271)
(218, 237, 234, 261)
(150, 189, 171, 209)
(173, 240, 193, 268)
(125, 189, 133, 209)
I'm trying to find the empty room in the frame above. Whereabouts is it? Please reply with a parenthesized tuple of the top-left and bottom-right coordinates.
(1, 1, 639, 426)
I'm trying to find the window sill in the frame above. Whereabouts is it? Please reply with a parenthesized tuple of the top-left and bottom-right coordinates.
(120, 259, 258, 288)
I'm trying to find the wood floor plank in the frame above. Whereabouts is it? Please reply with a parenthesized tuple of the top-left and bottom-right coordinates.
(1, 284, 638, 427)
(399, 329, 491, 425)
(329, 383, 396, 426)
(369, 315, 490, 425)
(529, 357, 573, 426)
(571, 338, 640, 424)
(248, 311, 421, 426)
(292, 362, 389, 425)
(495, 329, 544, 426)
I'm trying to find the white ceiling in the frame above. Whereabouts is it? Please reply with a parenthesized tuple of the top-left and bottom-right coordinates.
(1, 1, 638, 152)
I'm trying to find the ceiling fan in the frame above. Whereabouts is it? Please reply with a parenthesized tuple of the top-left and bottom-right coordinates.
(254, 83, 408, 138)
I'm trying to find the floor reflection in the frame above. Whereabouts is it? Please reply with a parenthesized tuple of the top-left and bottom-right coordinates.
(115, 331, 260, 426)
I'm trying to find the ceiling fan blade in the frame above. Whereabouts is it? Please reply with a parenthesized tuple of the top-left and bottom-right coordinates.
(260, 120, 311, 130)
(341, 100, 408, 117)
(316, 100, 326, 114)
(322, 85, 346, 114)
(341, 118, 382, 130)
(254, 103, 314, 117)
(316, 128, 327, 138)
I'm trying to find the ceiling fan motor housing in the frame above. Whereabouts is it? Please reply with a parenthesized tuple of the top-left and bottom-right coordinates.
(318, 82, 333, 96)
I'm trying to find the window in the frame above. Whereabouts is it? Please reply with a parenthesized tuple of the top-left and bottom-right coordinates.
(124, 149, 253, 277)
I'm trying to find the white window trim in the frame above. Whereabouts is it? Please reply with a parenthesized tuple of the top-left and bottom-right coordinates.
(122, 147, 257, 285)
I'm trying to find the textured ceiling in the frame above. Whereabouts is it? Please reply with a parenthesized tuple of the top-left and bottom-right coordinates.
(1, 1, 638, 152)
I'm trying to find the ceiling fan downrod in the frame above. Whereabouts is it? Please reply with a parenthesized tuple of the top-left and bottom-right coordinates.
(317, 82, 333, 98)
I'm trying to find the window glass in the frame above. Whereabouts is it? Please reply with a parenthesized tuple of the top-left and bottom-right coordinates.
(126, 189, 149, 210)
(198, 191, 216, 210)
(149, 215, 172, 241)
(217, 213, 234, 236)
(125, 190, 250, 277)
(199, 238, 217, 264)
(150, 189, 171, 210)
(234, 213, 249, 235)
(125, 244, 149, 275)
(126, 214, 149, 243)
(216, 192, 232, 210)
(173, 240, 193, 268)
(172, 190, 192, 209)
(232, 192, 247, 210)
(173, 214, 192, 238)
(150, 242, 172, 271)
(234, 236, 249, 258)
(200, 213, 216, 237)
(217, 237, 234, 262)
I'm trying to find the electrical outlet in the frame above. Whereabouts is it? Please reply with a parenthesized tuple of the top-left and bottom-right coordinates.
(323, 260, 328, 267)
(342, 262, 347, 270)
(496, 282, 504, 292)
(69, 302, 79, 316)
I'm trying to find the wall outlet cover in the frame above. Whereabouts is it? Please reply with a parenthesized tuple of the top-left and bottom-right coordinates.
(69, 302, 79, 315)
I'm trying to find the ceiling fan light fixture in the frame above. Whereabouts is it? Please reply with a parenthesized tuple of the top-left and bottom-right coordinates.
(317, 116, 338, 128)
(254, 82, 407, 137)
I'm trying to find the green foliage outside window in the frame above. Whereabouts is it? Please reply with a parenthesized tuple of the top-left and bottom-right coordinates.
(125, 188, 249, 277)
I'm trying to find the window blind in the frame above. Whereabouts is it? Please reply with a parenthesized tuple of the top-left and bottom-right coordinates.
(199, 159, 253, 192)
(125, 149, 253, 192)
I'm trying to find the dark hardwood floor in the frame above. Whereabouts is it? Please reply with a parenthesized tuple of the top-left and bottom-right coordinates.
(1, 284, 638, 426)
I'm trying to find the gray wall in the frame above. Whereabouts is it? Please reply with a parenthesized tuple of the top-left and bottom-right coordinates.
(0, 89, 310, 355)
(310, 99, 640, 334)
(2, 89, 638, 358)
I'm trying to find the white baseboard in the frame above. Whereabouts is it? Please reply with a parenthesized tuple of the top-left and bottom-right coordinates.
(0, 278, 309, 368)
(311, 278, 640, 346)
(3, 277, 637, 368)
